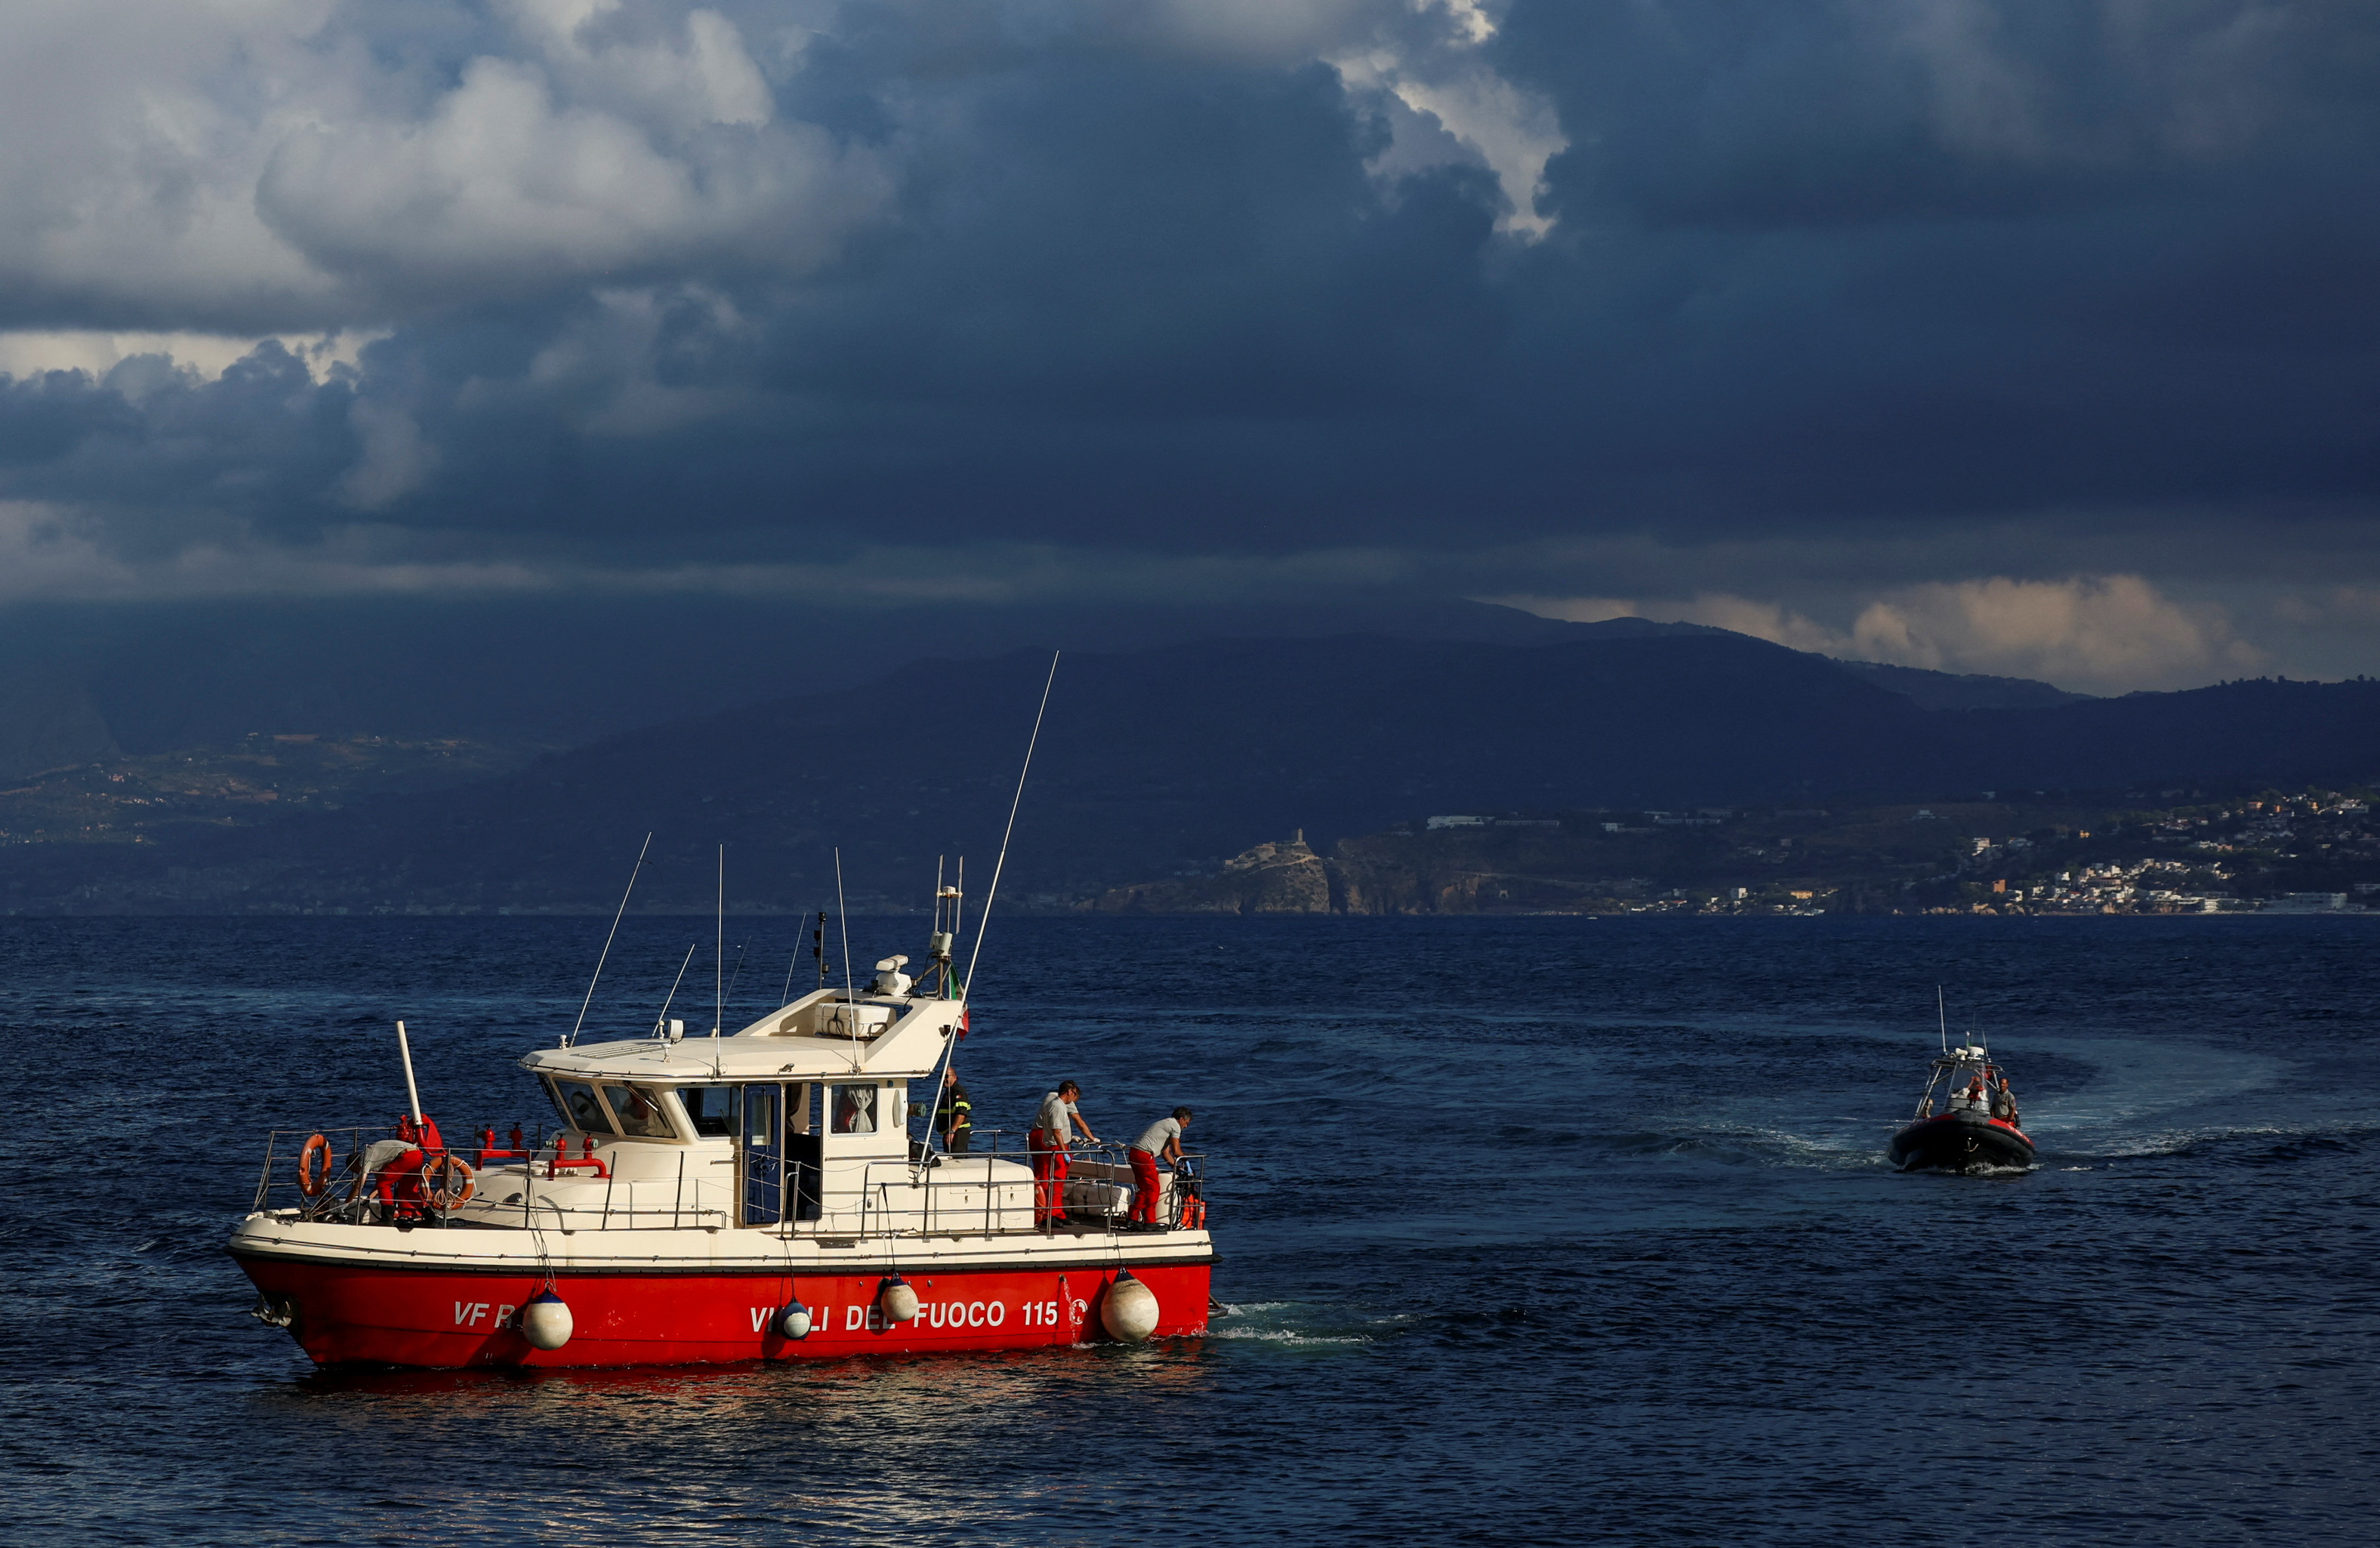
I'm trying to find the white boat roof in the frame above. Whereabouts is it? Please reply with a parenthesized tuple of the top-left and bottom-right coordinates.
(519, 987, 963, 1084)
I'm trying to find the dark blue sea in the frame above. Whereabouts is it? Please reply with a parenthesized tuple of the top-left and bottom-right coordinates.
(3, 914, 2375, 1545)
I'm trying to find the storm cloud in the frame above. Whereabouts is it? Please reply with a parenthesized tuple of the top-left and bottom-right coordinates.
(2, 0, 2376, 689)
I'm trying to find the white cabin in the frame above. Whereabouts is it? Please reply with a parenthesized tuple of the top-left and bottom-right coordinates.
(473, 985, 1034, 1236)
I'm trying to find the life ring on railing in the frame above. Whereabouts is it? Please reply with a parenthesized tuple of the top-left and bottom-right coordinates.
(425, 1153, 476, 1211)
(298, 1133, 333, 1197)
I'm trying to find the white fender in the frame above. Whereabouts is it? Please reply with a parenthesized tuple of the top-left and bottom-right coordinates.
(880, 1278, 920, 1324)
(521, 1290, 573, 1351)
(1099, 1272, 1159, 1343)
(778, 1303, 813, 1340)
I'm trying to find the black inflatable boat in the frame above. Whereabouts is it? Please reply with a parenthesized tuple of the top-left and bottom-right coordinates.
(1888, 1043, 2035, 1173)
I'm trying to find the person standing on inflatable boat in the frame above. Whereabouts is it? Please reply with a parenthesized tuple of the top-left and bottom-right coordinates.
(1127, 1108, 1192, 1229)
(1030, 1081, 1099, 1229)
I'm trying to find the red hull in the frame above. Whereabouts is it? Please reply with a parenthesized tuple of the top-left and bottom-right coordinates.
(235, 1253, 1209, 1368)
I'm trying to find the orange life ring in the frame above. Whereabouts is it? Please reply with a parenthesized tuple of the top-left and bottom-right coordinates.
(424, 1153, 476, 1211)
(298, 1133, 332, 1198)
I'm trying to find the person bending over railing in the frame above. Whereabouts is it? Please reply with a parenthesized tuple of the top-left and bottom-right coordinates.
(1127, 1109, 1192, 1231)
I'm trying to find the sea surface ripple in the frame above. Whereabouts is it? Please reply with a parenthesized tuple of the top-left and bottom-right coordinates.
(1, 914, 2375, 1545)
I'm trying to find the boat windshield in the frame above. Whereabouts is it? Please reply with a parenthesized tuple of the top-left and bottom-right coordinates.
(603, 1084, 675, 1139)
(552, 1078, 613, 1135)
(676, 1084, 735, 1138)
(1914, 1055, 2019, 1122)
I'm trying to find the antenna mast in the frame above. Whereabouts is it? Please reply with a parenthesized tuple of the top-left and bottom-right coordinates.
(927, 856, 963, 998)
(779, 911, 819, 1007)
(652, 942, 697, 1035)
(713, 846, 725, 1068)
(567, 832, 651, 1047)
(834, 847, 859, 1073)
(835, 848, 855, 1001)
(723, 940, 749, 1016)
(963, 652, 1059, 996)
(1938, 985, 1949, 1055)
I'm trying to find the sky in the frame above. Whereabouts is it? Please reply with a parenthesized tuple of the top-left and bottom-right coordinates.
(2, 0, 2376, 696)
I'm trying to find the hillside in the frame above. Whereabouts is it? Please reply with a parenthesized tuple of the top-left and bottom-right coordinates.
(1095, 789, 2380, 915)
(0, 595, 2066, 763)
(0, 629, 2372, 914)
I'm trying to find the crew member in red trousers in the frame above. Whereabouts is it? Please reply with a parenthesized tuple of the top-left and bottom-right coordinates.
(1030, 1081, 1097, 1229)
(375, 1113, 444, 1219)
(1128, 1108, 1192, 1229)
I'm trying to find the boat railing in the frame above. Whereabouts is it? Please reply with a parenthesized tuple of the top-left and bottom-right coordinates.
(247, 1125, 1210, 1238)
(248, 1122, 572, 1223)
(248, 1130, 745, 1232)
(880, 1134, 1211, 1237)
(511, 1193, 738, 1233)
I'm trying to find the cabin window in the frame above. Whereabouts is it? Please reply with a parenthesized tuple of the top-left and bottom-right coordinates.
(553, 1079, 613, 1135)
(677, 1084, 735, 1138)
(830, 1083, 877, 1134)
(746, 1086, 778, 1149)
(603, 1084, 675, 1139)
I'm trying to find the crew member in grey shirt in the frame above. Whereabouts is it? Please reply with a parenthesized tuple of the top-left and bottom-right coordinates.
(1127, 1108, 1191, 1229)
(1030, 1081, 1098, 1229)
(1036, 1083, 1099, 1148)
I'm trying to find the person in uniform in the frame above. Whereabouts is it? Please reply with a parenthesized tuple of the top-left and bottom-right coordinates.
(1029, 1081, 1097, 1229)
(934, 1066, 973, 1153)
(1127, 1108, 1192, 1229)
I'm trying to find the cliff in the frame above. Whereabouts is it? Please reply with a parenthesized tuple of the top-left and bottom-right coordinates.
(1096, 834, 1333, 914)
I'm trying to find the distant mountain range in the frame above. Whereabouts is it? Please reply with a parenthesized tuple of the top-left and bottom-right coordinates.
(1829, 658, 2092, 711)
(0, 594, 2079, 779)
(4, 620, 2373, 914)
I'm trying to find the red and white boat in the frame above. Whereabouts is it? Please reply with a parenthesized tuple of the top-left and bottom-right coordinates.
(230, 939, 1215, 1368)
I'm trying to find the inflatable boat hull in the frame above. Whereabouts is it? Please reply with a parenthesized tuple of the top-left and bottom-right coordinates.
(1888, 1110, 2036, 1173)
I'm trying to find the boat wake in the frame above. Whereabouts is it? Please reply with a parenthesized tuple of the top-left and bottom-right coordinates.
(2014, 1035, 2286, 1137)
(2073, 1122, 2373, 1166)
(1206, 1301, 1377, 1349)
(1580, 1124, 1893, 1173)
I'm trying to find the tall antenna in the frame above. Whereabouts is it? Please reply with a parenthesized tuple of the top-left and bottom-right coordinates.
(653, 942, 698, 1035)
(834, 847, 858, 1073)
(568, 833, 651, 1047)
(835, 847, 855, 1000)
(714, 845, 725, 1059)
(778, 917, 808, 1007)
(1937, 985, 1949, 1055)
(963, 651, 1059, 995)
(723, 940, 749, 1018)
(926, 856, 963, 998)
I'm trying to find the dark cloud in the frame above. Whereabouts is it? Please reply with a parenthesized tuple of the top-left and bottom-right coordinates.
(0, 1, 2375, 688)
